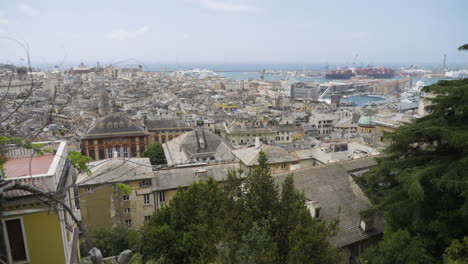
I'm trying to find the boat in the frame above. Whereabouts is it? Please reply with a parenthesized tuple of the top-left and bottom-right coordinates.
(324, 69, 354, 79)
(355, 67, 395, 78)
(342, 101, 357, 107)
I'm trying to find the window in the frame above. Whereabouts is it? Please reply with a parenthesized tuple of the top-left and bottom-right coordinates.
(107, 148, 113, 158)
(130, 137, 136, 142)
(159, 191, 166, 203)
(125, 219, 131, 226)
(122, 138, 127, 141)
(89, 149, 95, 160)
(144, 215, 151, 221)
(123, 147, 128, 158)
(139, 146, 145, 155)
(143, 194, 150, 205)
(281, 163, 287, 169)
(140, 180, 150, 187)
(3, 218, 28, 263)
(99, 149, 105, 160)
(139, 136, 144, 142)
(98, 139, 104, 145)
(124, 208, 130, 213)
(87, 187, 93, 193)
(123, 195, 130, 201)
(315, 208, 321, 218)
(380, 136, 384, 142)
(131, 147, 137, 157)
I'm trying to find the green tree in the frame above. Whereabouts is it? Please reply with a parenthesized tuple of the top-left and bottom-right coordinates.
(141, 142, 167, 165)
(139, 178, 224, 263)
(459, 44, 468, 51)
(358, 79, 468, 261)
(244, 151, 279, 228)
(89, 224, 133, 257)
(358, 229, 434, 264)
(443, 237, 468, 264)
(235, 221, 279, 264)
(137, 152, 341, 264)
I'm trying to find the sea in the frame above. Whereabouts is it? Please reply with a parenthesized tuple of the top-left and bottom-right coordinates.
(216, 71, 449, 86)
(339, 95, 386, 107)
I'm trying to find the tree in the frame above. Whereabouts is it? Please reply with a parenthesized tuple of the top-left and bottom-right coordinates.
(139, 178, 224, 263)
(459, 44, 468, 51)
(358, 78, 468, 261)
(88, 224, 133, 257)
(141, 142, 167, 165)
(358, 230, 434, 264)
(137, 152, 341, 263)
(443, 237, 468, 264)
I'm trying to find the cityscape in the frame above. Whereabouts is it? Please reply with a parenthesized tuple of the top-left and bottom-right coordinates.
(0, 1, 467, 264)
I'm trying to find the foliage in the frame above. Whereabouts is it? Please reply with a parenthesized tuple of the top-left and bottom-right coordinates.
(88, 224, 134, 257)
(459, 44, 468, 51)
(443, 237, 468, 264)
(141, 142, 166, 165)
(136, 151, 341, 264)
(116, 183, 132, 195)
(68, 151, 92, 175)
(358, 229, 434, 264)
(358, 79, 468, 262)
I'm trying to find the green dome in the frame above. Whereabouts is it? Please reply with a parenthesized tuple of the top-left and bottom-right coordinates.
(358, 115, 375, 127)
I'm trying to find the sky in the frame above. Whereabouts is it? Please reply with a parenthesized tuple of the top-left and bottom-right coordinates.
(1, 0, 467, 67)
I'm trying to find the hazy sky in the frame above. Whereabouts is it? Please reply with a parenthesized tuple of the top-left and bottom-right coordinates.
(1, 0, 467, 66)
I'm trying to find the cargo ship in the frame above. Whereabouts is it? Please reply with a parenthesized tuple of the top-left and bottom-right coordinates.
(324, 69, 354, 79)
(355, 67, 395, 78)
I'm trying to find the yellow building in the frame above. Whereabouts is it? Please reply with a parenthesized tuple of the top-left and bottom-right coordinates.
(223, 120, 277, 146)
(153, 163, 240, 207)
(216, 103, 239, 111)
(77, 157, 155, 233)
(231, 143, 300, 174)
(357, 109, 376, 134)
(1, 141, 80, 264)
(373, 113, 418, 146)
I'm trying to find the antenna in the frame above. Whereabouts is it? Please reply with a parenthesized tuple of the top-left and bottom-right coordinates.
(443, 54, 447, 69)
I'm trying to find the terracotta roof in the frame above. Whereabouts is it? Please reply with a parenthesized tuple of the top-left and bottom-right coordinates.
(4, 155, 55, 178)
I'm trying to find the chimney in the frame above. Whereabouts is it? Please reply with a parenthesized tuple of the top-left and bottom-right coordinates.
(360, 216, 374, 232)
(255, 137, 261, 149)
(306, 201, 321, 219)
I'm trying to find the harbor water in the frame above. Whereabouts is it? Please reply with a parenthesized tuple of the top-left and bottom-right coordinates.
(217, 72, 451, 86)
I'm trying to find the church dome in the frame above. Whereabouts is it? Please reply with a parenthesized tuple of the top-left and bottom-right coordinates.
(358, 115, 375, 127)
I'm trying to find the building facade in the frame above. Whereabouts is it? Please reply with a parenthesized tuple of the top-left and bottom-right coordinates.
(77, 158, 155, 232)
(81, 113, 150, 161)
(145, 119, 193, 144)
(1, 141, 80, 264)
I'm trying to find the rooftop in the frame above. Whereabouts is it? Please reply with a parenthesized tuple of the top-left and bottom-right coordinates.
(232, 144, 299, 166)
(4, 155, 55, 178)
(153, 162, 240, 191)
(77, 157, 153, 186)
(83, 113, 149, 139)
(274, 157, 384, 248)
